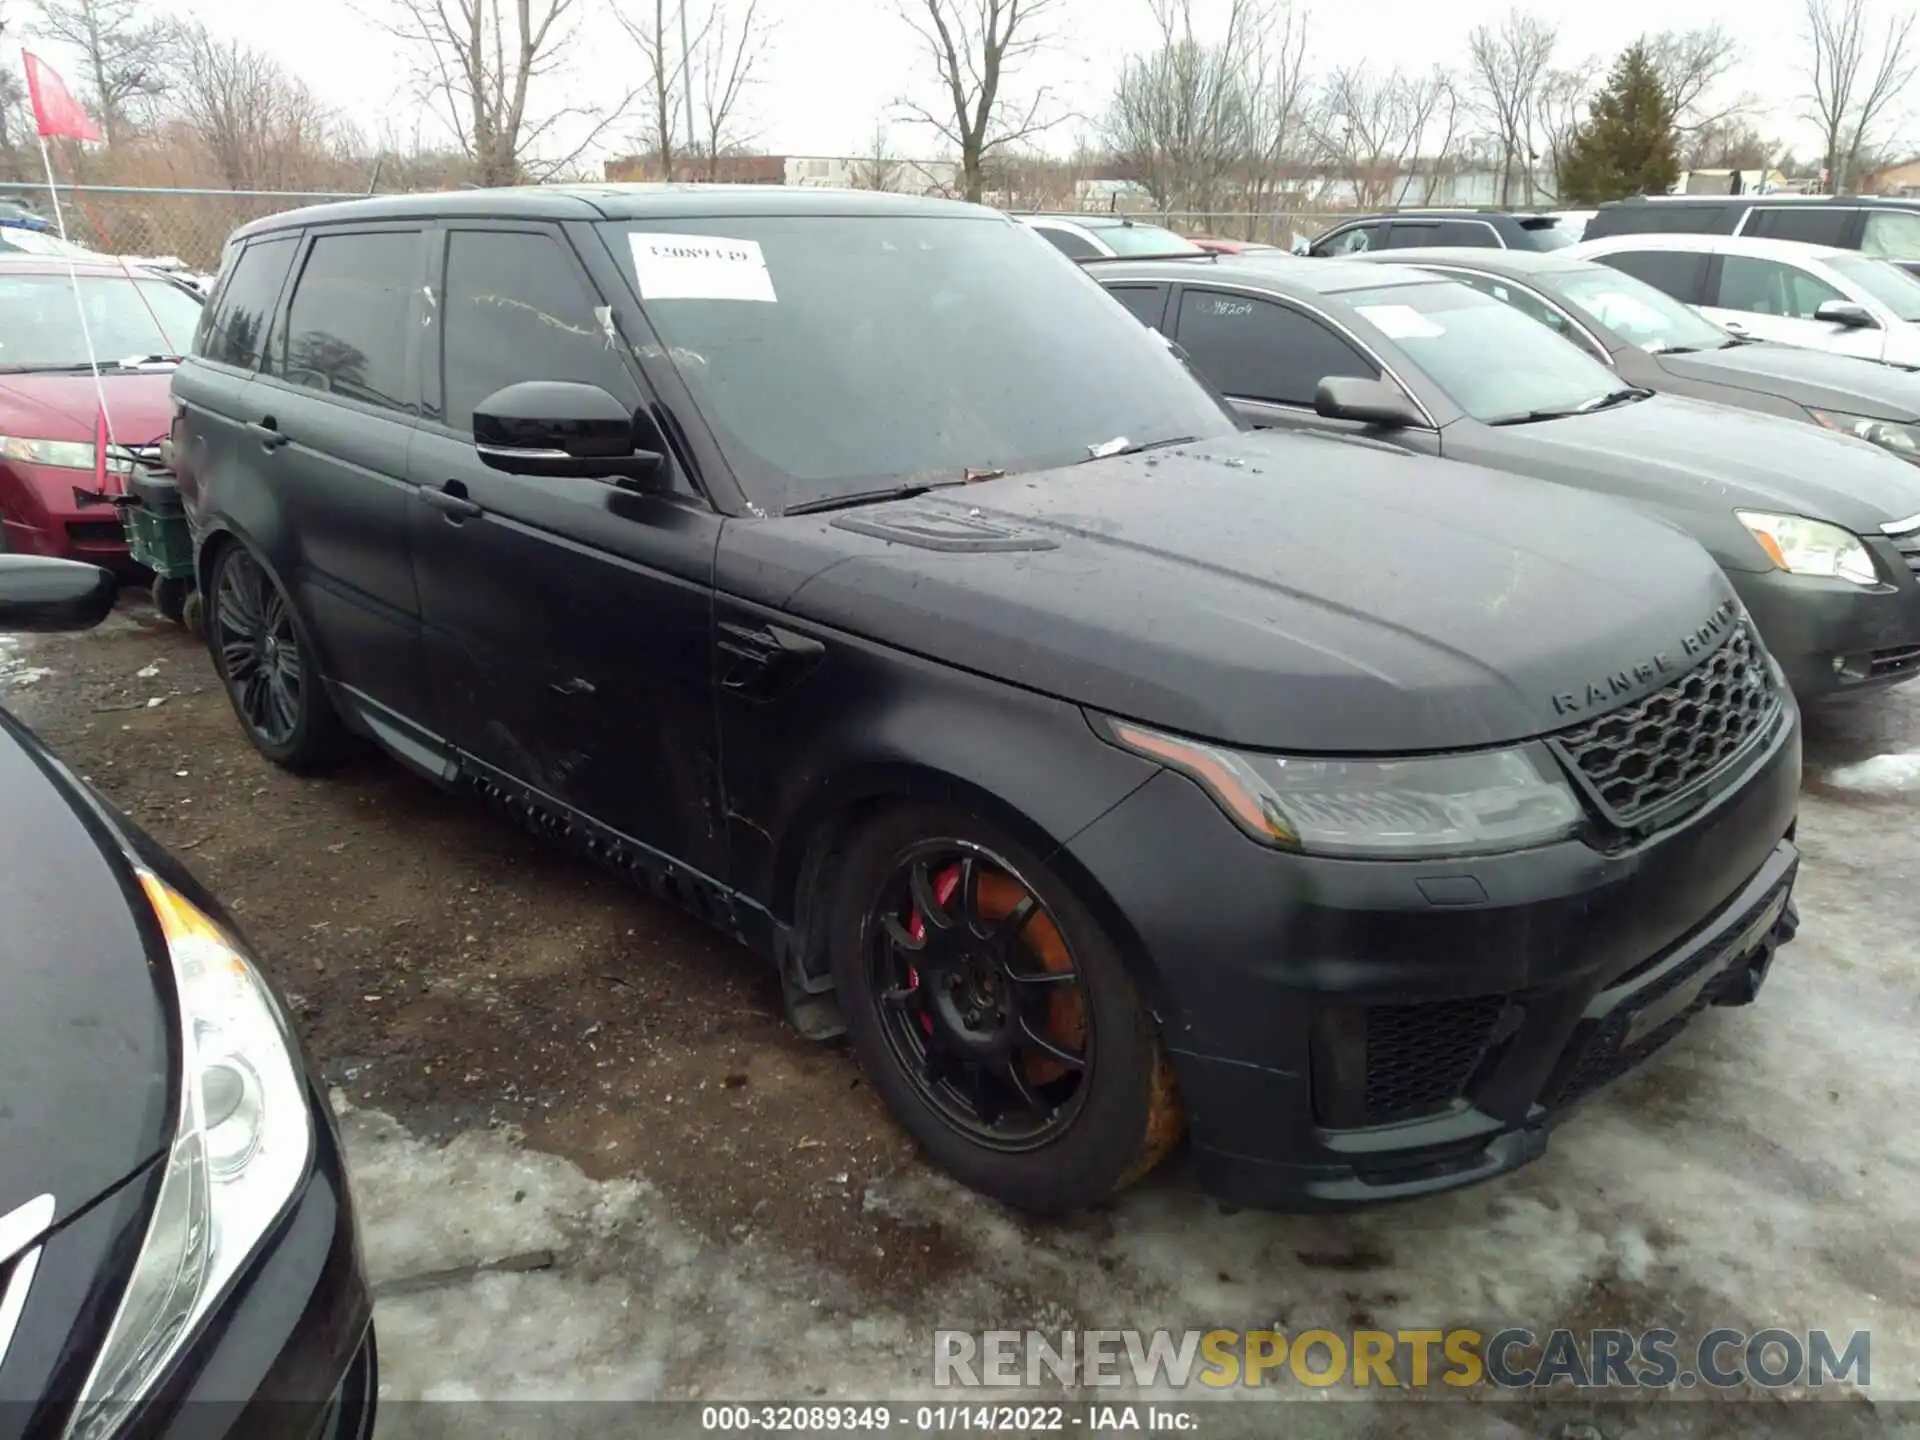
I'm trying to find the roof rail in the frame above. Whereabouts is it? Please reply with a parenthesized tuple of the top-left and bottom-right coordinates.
(1075, 251, 1219, 265)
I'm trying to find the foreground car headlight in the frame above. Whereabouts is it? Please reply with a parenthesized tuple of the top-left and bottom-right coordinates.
(1809, 408, 1920, 461)
(66, 873, 310, 1440)
(1107, 721, 1582, 857)
(1736, 509, 1880, 586)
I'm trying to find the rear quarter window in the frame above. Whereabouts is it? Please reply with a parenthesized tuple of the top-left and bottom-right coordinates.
(1742, 206, 1855, 247)
(1593, 249, 1711, 306)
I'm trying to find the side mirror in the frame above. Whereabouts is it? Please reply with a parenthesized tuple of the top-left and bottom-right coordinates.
(1815, 299, 1879, 330)
(472, 381, 665, 486)
(1314, 376, 1424, 429)
(0, 554, 117, 632)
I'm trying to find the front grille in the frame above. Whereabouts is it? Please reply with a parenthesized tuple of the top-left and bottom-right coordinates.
(66, 519, 126, 545)
(1362, 996, 1506, 1124)
(1542, 878, 1789, 1109)
(1889, 532, 1920, 577)
(1871, 642, 1920, 679)
(1548, 621, 1779, 826)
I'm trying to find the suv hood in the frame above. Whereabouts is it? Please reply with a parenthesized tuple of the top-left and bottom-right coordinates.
(1453, 391, 1920, 533)
(0, 710, 171, 1232)
(721, 430, 1740, 753)
(1656, 342, 1920, 420)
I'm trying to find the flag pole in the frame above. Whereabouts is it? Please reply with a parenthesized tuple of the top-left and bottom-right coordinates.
(34, 130, 117, 483)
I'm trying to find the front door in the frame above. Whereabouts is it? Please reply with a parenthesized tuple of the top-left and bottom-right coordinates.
(1704, 253, 1885, 360)
(407, 222, 727, 879)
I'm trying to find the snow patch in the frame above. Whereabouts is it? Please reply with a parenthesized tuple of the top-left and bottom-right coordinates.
(1825, 751, 1920, 792)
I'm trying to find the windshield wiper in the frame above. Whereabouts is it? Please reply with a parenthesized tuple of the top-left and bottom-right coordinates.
(1487, 387, 1652, 426)
(783, 479, 971, 516)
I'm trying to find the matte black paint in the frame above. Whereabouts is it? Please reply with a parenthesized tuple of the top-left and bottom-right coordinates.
(173, 187, 1802, 1208)
(1099, 253, 1920, 697)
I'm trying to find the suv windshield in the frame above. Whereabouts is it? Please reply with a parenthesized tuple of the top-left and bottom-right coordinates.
(1552, 267, 1731, 351)
(0, 272, 202, 370)
(1520, 220, 1575, 251)
(608, 214, 1236, 510)
(1342, 280, 1620, 423)
(1094, 223, 1206, 257)
(1828, 254, 1920, 322)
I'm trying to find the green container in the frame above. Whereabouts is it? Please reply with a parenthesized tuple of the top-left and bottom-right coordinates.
(122, 469, 196, 580)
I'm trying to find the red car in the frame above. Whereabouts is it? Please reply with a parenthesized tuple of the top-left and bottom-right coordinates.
(0, 256, 203, 567)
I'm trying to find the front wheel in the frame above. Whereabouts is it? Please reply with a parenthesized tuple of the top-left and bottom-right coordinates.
(828, 804, 1182, 1212)
(208, 543, 344, 772)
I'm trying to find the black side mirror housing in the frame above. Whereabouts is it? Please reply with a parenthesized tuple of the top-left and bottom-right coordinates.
(1314, 376, 1424, 429)
(0, 554, 117, 632)
(472, 381, 666, 486)
(1815, 299, 1879, 330)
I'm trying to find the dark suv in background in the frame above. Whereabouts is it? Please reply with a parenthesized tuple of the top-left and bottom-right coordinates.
(1308, 209, 1577, 256)
(1583, 194, 1920, 275)
(171, 185, 1801, 1213)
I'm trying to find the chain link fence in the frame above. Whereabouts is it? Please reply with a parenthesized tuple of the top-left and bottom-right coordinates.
(0, 182, 1377, 270)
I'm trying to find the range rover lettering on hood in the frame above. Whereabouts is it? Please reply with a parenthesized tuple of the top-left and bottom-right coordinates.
(1550, 597, 1743, 718)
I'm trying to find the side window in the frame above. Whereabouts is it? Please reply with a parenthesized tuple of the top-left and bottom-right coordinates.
(1597, 249, 1710, 305)
(1105, 284, 1168, 330)
(279, 230, 422, 414)
(440, 229, 632, 433)
(1032, 225, 1101, 260)
(1742, 207, 1853, 247)
(1432, 220, 1501, 247)
(1861, 209, 1920, 260)
(1714, 256, 1844, 319)
(1173, 289, 1378, 407)
(1313, 223, 1382, 257)
(195, 235, 296, 370)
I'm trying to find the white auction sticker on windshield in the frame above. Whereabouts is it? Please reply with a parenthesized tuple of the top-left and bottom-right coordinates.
(628, 233, 777, 302)
(1355, 304, 1445, 339)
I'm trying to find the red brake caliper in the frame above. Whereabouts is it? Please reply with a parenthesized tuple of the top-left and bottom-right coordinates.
(906, 864, 961, 1035)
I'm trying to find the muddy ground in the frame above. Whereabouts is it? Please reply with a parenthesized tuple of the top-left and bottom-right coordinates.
(6, 597, 1920, 1435)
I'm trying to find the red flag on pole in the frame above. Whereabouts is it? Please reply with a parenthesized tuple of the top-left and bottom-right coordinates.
(22, 52, 103, 142)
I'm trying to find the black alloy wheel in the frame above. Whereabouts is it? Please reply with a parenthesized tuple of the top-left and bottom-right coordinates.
(208, 543, 343, 772)
(830, 804, 1182, 1213)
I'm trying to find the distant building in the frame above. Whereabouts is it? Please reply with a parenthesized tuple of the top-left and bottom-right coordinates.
(1676, 168, 1789, 196)
(1865, 157, 1920, 196)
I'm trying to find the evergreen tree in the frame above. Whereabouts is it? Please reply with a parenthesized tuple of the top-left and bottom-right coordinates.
(1558, 42, 1681, 205)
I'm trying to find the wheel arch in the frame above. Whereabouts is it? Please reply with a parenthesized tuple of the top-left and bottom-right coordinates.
(195, 521, 339, 680)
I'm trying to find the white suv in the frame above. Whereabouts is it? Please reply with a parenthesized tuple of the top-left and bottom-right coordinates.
(1567, 232, 1920, 367)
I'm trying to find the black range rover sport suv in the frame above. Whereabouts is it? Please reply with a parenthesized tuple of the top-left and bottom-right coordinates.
(167, 185, 1802, 1212)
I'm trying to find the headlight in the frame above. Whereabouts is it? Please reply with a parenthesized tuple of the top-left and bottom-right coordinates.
(0, 437, 133, 473)
(1810, 408, 1920, 460)
(1736, 509, 1880, 586)
(1106, 721, 1583, 857)
(65, 873, 311, 1440)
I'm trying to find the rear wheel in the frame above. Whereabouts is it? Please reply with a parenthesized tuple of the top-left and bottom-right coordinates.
(828, 804, 1182, 1212)
(208, 543, 344, 772)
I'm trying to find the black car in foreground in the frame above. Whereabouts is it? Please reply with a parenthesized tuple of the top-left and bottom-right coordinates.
(1096, 252, 1920, 698)
(0, 556, 375, 1438)
(1352, 246, 1920, 469)
(173, 185, 1800, 1212)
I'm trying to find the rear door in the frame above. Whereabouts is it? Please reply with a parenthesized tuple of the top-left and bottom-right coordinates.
(408, 220, 726, 878)
(254, 225, 436, 736)
(1168, 284, 1440, 452)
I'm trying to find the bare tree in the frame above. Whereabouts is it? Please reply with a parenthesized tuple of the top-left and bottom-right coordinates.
(1465, 8, 1557, 205)
(379, 0, 634, 186)
(1681, 117, 1780, 173)
(1532, 66, 1592, 199)
(33, 0, 178, 144)
(169, 22, 342, 191)
(692, 0, 771, 177)
(1646, 24, 1745, 134)
(1242, 0, 1316, 210)
(896, 0, 1064, 203)
(1103, 0, 1264, 213)
(0, 1, 31, 180)
(617, 0, 705, 179)
(1318, 63, 1456, 209)
(1804, 0, 1917, 192)
(851, 119, 904, 190)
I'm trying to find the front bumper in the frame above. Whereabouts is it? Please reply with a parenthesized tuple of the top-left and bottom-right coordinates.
(1733, 553, 1920, 697)
(0, 461, 130, 567)
(1064, 691, 1802, 1210)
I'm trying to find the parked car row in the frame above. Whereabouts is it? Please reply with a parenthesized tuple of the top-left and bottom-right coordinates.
(11, 180, 1906, 1432)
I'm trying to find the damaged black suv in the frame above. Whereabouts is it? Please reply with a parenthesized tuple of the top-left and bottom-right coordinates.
(170, 187, 1801, 1212)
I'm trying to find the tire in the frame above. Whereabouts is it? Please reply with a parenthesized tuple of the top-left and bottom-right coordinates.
(182, 588, 205, 641)
(207, 542, 345, 773)
(827, 803, 1183, 1213)
(151, 574, 189, 625)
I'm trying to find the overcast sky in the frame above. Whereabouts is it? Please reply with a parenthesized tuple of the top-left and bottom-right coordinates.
(134, 0, 1838, 168)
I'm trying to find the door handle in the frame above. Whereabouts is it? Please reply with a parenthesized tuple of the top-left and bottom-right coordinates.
(420, 484, 482, 521)
(245, 419, 288, 450)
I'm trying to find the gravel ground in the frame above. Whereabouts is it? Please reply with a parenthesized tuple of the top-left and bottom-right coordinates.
(6, 596, 1919, 1437)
